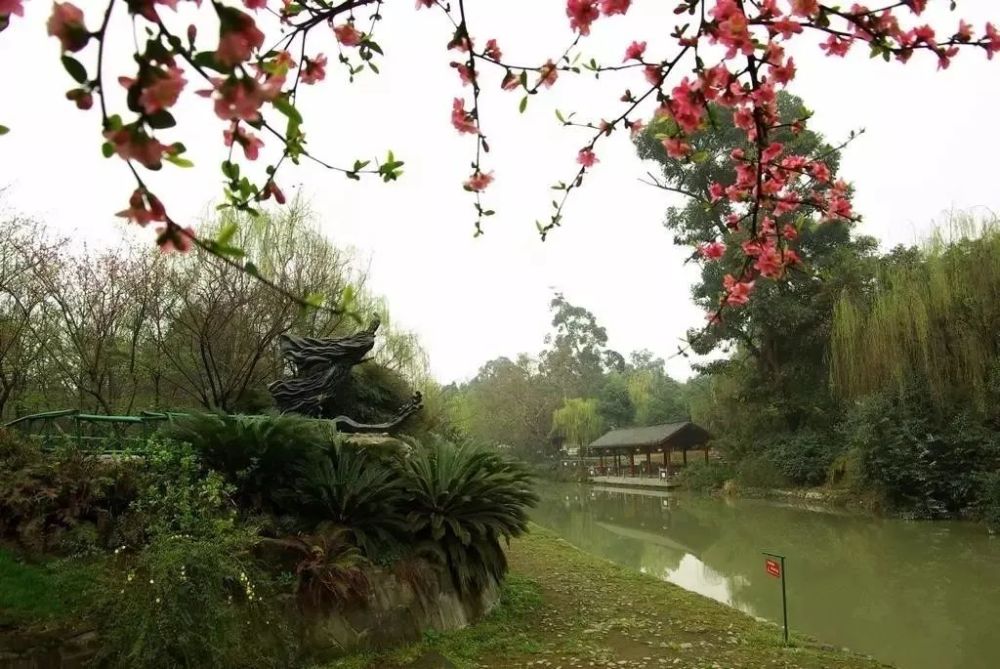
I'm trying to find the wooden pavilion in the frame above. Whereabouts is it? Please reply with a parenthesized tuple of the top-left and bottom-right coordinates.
(588, 421, 712, 477)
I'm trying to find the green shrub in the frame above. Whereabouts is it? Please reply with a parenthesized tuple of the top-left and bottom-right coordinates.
(765, 430, 841, 487)
(96, 528, 293, 669)
(677, 461, 733, 491)
(735, 455, 790, 489)
(978, 470, 1000, 531)
(293, 440, 410, 556)
(0, 434, 140, 554)
(97, 443, 295, 669)
(403, 438, 537, 594)
(160, 412, 329, 513)
(840, 389, 1000, 518)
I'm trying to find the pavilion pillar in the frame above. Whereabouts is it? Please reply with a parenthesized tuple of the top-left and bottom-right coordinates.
(615, 453, 620, 474)
(683, 448, 688, 466)
(599, 453, 605, 472)
(645, 450, 652, 476)
(629, 452, 635, 477)
(704, 448, 709, 463)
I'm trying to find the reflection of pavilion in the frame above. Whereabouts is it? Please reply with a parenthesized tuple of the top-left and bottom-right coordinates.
(588, 421, 712, 478)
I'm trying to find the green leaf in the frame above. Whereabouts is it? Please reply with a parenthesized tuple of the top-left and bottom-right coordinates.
(164, 154, 194, 168)
(192, 51, 227, 73)
(244, 261, 260, 277)
(690, 151, 710, 163)
(146, 110, 176, 129)
(0, 125, 10, 137)
(555, 109, 566, 124)
(216, 221, 238, 246)
(519, 96, 528, 113)
(272, 95, 303, 125)
(304, 292, 325, 308)
(61, 55, 88, 84)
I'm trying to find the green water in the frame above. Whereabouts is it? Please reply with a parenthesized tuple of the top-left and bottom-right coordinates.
(531, 484, 1000, 669)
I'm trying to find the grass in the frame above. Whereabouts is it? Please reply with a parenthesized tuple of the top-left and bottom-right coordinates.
(0, 548, 98, 627)
(322, 525, 888, 669)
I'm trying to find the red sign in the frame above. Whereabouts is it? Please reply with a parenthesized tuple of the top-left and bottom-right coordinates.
(765, 558, 782, 579)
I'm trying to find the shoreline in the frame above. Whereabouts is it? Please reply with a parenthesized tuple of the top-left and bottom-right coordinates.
(326, 525, 887, 669)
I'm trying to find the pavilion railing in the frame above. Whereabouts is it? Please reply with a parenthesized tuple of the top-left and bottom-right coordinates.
(3, 409, 192, 453)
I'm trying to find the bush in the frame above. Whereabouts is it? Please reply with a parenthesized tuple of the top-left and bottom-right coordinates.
(978, 470, 1000, 531)
(160, 412, 330, 513)
(735, 455, 790, 489)
(841, 389, 1000, 518)
(765, 430, 841, 487)
(677, 461, 733, 491)
(403, 438, 537, 594)
(0, 433, 140, 554)
(292, 439, 410, 556)
(96, 443, 295, 669)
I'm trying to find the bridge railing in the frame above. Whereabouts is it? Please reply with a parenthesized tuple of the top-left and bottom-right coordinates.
(3, 409, 192, 452)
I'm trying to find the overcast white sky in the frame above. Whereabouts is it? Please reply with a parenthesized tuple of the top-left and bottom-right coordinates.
(2, 1, 999, 383)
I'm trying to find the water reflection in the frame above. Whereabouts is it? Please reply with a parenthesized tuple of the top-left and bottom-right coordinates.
(533, 484, 1000, 669)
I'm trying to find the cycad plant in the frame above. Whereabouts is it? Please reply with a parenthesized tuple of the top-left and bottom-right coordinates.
(402, 438, 537, 594)
(294, 440, 410, 556)
(160, 412, 329, 513)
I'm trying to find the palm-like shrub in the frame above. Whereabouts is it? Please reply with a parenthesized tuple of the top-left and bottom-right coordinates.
(160, 412, 329, 512)
(294, 440, 410, 556)
(402, 438, 537, 594)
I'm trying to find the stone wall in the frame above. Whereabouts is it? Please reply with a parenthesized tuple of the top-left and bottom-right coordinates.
(303, 560, 500, 658)
(0, 560, 499, 668)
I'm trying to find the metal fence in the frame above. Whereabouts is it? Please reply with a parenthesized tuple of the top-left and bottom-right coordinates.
(3, 409, 192, 452)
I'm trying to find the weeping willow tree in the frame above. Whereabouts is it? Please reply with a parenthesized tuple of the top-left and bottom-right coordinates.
(551, 398, 604, 454)
(831, 214, 1000, 411)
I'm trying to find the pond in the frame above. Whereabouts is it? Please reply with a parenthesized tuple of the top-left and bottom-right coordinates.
(531, 483, 1000, 669)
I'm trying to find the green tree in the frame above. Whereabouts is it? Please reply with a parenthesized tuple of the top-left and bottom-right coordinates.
(551, 398, 604, 455)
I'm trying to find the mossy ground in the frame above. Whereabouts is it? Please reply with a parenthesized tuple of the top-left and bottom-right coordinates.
(0, 548, 97, 628)
(323, 525, 887, 669)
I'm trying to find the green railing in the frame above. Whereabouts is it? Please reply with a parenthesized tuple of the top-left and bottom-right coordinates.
(3, 409, 192, 452)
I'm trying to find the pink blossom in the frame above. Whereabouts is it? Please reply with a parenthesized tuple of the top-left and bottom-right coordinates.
(710, 0, 753, 58)
(47, 3, 89, 53)
(809, 161, 831, 182)
(790, 0, 819, 18)
(538, 60, 559, 88)
(199, 78, 272, 122)
(627, 119, 645, 138)
(453, 62, 475, 86)
(820, 34, 852, 57)
(243, 0, 266, 10)
(262, 181, 286, 204)
(723, 274, 755, 306)
(754, 246, 784, 278)
(301, 54, 327, 84)
(761, 142, 783, 163)
(138, 67, 187, 115)
(623, 40, 646, 62)
(771, 18, 803, 39)
(577, 148, 598, 167)
(464, 171, 494, 192)
(415, 0, 434, 8)
(216, 11, 264, 67)
(224, 122, 264, 160)
(451, 98, 478, 134)
(769, 57, 796, 84)
(103, 128, 167, 170)
(643, 65, 663, 86)
(662, 137, 692, 159)
(484, 38, 502, 61)
(957, 20, 973, 42)
(782, 224, 798, 241)
(334, 23, 362, 47)
(698, 241, 726, 260)
(501, 72, 520, 91)
(599, 0, 630, 16)
(157, 225, 195, 253)
(0, 0, 24, 17)
(985, 23, 1000, 60)
(116, 189, 166, 226)
(566, 0, 599, 35)
(906, 0, 926, 15)
(65, 88, 93, 110)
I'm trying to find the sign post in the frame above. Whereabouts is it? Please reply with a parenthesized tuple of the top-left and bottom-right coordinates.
(762, 552, 788, 644)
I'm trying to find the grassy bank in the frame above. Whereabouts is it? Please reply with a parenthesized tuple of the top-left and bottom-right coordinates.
(325, 525, 886, 669)
(0, 548, 97, 628)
